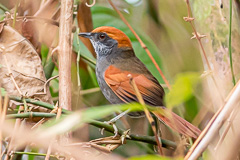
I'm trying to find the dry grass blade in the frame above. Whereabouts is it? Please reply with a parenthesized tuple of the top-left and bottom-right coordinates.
(0, 93, 8, 159)
(128, 75, 163, 155)
(4, 105, 23, 160)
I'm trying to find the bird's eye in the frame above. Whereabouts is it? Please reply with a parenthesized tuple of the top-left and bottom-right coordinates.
(99, 34, 106, 40)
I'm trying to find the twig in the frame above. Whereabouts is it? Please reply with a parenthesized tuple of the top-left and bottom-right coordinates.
(185, 80, 240, 160)
(89, 120, 176, 149)
(184, 0, 224, 101)
(8, 96, 70, 114)
(1, 16, 59, 27)
(12, 151, 63, 158)
(4, 111, 176, 149)
(33, 75, 59, 96)
(128, 75, 163, 155)
(228, 0, 236, 85)
(107, 0, 171, 89)
(2, 54, 23, 96)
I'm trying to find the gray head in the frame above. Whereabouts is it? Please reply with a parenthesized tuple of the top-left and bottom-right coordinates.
(78, 26, 133, 58)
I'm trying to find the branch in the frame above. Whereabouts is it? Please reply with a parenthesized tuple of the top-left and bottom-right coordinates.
(8, 95, 71, 114)
(5, 112, 176, 150)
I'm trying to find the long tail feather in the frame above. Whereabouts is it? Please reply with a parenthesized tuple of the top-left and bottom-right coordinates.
(153, 110, 201, 138)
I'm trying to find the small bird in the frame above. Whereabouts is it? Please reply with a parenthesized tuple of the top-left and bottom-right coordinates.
(79, 26, 201, 138)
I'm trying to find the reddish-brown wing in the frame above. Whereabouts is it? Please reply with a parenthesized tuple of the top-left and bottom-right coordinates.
(104, 65, 164, 106)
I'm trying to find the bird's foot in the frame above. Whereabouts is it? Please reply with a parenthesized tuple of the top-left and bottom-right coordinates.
(100, 109, 130, 137)
(120, 129, 131, 144)
(100, 121, 119, 138)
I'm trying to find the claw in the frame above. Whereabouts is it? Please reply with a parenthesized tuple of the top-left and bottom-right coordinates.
(121, 129, 131, 144)
(102, 121, 119, 138)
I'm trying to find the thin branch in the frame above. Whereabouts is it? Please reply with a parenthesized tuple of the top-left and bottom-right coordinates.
(8, 95, 70, 114)
(12, 151, 63, 159)
(0, 16, 59, 27)
(4, 112, 176, 149)
(184, 0, 224, 101)
(6, 112, 56, 119)
(89, 120, 176, 149)
(2, 54, 23, 96)
(228, 0, 236, 85)
(107, 0, 171, 89)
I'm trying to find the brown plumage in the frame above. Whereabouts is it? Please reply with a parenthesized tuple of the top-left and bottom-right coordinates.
(79, 26, 201, 138)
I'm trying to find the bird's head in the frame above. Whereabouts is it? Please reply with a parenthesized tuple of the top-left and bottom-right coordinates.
(78, 26, 132, 57)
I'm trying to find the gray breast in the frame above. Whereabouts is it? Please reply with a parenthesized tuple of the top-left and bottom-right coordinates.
(96, 60, 123, 104)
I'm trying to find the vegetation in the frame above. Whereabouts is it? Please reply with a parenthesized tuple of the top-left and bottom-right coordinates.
(0, 0, 240, 159)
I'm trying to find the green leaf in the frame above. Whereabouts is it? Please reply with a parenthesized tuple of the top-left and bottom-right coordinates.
(128, 155, 181, 160)
(165, 72, 201, 108)
(40, 103, 144, 134)
(1, 87, 6, 96)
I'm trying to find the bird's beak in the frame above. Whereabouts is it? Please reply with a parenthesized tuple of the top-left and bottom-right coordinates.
(78, 32, 92, 39)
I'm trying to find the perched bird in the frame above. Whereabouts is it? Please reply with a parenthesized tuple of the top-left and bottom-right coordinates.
(79, 26, 201, 138)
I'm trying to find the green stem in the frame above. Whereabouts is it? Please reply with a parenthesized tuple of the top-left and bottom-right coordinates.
(5, 110, 176, 149)
(8, 96, 71, 114)
(89, 120, 176, 149)
(13, 151, 63, 158)
(44, 57, 55, 79)
(7, 112, 56, 119)
(0, 3, 9, 12)
(76, 28, 81, 87)
(229, 0, 236, 85)
(12, 0, 20, 28)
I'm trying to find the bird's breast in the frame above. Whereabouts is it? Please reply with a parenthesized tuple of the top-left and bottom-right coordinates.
(96, 60, 123, 104)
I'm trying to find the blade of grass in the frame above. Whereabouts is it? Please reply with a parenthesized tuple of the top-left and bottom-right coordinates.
(229, 0, 236, 85)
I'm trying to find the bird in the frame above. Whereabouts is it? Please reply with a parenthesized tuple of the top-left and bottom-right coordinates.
(78, 26, 201, 138)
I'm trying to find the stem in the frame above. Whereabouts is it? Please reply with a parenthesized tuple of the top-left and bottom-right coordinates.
(8, 96, 70, 114)
(0, 3, 9, 12)
(89, 120, 176, 149)
(58, 0, 73, 112)
(5, 110, 176, 149)
(6, 112, 56, 119)
(229, 0, 236, 85)
(12, 0, 20, 28)
(13, 151, 63, 158)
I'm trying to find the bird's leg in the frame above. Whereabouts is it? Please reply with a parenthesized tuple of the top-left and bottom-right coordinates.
(120, 129, 131, 144)
(101, 109, 130, 137)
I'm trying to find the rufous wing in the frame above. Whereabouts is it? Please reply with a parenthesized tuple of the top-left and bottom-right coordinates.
(104, 65, 164, 106)
(104, 65, 201, 138)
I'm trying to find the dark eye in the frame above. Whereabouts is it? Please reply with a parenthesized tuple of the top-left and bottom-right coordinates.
(99, 33, 106, 40)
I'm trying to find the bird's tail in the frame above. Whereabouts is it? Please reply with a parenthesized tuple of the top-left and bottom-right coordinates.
(153, 109, 201, 139)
